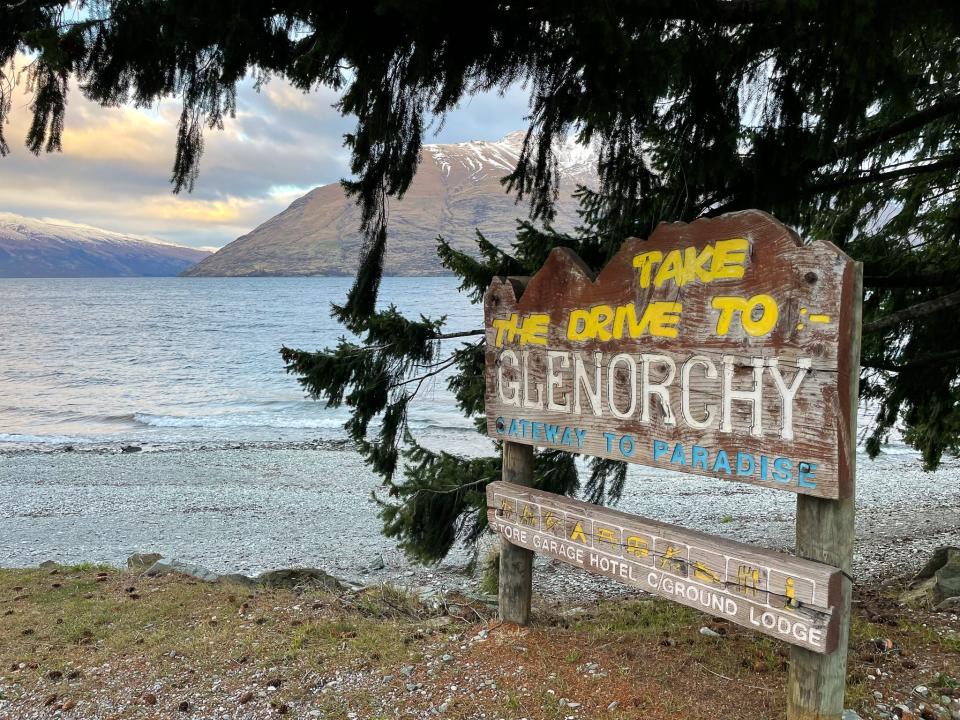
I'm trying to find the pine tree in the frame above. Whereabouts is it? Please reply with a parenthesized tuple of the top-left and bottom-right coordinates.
(4, 1, 960, 562)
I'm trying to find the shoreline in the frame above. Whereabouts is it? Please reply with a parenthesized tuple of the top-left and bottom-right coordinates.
(2, 445, 958, 601)
(0, 437, 356, 458)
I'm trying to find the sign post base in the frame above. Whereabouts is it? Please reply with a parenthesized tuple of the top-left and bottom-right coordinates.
(498, 441, 534, 625)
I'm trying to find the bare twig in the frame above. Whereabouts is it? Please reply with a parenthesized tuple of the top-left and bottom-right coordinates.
(695, 662, 774, 693)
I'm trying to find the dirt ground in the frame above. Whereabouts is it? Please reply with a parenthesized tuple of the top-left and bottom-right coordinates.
(0, 565, 957, 720)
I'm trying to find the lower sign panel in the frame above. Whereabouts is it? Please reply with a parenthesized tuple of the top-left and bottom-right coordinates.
(486, 481, 841, 653)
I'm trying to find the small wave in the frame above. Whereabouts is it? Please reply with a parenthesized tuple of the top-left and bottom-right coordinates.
(410, 423, 477, 433)
(868, 444, 921, 457)
(0, 433, 93, 444)
(132, 412, 346, 430)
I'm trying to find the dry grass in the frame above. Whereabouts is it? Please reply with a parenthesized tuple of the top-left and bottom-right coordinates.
(0, 566, 957, 719)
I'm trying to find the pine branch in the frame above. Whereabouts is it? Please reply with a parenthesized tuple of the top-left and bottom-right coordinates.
(807, 93, 960, 171)
(805, 155, 960, 196)
(437, 329, 484, 340)
(864, 271, 959, 289)
(864, 289, 960, 334)
(863, 349, 960, 373)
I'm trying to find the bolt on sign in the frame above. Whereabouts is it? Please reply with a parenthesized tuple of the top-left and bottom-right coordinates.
(487, 481, 842, 652)
(483, 210, 860, 500)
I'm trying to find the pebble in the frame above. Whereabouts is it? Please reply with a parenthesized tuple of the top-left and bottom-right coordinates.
(699, 626, 721, 637)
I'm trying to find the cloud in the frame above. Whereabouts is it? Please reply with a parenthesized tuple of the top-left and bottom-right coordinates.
(0, 58, 529, 249)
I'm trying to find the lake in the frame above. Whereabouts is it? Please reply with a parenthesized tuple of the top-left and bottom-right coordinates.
(0, 276, 483, 452)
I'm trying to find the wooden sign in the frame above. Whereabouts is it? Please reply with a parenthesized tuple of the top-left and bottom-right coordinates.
(487, 480, 842, 653)
(483, 210, 859, 499)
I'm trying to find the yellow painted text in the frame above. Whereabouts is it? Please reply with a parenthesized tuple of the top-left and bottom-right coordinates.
(632, 238, 749, 289)
(567, 302, 682, 341)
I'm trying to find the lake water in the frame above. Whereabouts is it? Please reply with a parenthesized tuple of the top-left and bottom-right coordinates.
(0, 277, 484, 451)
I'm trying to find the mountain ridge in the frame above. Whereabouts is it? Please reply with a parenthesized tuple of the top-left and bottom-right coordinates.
(0, 213, 211, 277)
(184, 132, 598, 277)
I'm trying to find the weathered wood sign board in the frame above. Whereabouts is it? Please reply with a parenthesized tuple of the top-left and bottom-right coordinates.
(483, 210, 859, 499)
(487, 480, 842, 653)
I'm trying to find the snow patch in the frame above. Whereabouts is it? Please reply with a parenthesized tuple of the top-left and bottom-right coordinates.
(423, 132, 598, 184)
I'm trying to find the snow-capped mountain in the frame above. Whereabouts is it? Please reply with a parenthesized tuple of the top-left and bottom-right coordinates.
(0, 213, 211, 277)
(185, 131, 599, 277)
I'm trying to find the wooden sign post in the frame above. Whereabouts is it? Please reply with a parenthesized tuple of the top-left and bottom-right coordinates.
(482, 211, 861, 719)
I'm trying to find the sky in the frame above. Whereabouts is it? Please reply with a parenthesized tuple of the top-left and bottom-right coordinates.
(0, 66, 531, 249)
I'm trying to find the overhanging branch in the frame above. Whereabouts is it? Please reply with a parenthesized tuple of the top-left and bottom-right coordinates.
(863, 349, 960, 372)
(807, 94, 960, 172)
(864, 288, 960, 333)
(805, 155, 960, 196)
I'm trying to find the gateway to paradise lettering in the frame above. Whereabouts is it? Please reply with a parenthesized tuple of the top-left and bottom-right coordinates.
(483, 211, 860, 499)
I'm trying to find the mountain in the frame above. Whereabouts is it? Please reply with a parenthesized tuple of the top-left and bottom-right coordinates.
(0, 214, 212, 277)
(184, 131, 598, 277)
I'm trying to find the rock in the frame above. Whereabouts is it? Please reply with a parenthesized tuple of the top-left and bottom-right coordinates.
(928, 705, 953, 720)
(238, 691, 255, 704)
(222, 573, 257, 587)
(843, 711, 864, 720)
(916, 686, 930, 698)
(146, 559, 221, 583)
(935, 596, 960, 612)
(62, 699, 76, 711)
(900, 547, 960, 606)
(255, 568, 344, 591)
(39, 560, 58, 569)
(127, 553, 162, 571)
(699, 626, 721, 637)
(368, 553, 385, 571)
(120, 445, 142, 453)
(608, 701, 619, 711)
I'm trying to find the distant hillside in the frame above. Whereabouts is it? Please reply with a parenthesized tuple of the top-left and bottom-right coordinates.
(0, 214, 211, 277)
(184, 131, 597, 277)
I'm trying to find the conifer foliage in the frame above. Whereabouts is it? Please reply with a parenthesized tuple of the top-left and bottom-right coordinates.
(4, 2, 960, 561)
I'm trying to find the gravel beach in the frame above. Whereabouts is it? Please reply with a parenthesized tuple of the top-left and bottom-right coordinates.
(1, 444, 957, 599)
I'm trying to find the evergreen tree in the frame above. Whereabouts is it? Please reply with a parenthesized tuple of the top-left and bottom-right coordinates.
(4, 2, 960, 562)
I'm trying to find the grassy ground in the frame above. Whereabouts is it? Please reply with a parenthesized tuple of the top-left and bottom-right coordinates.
(0, 565, 957, 719)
